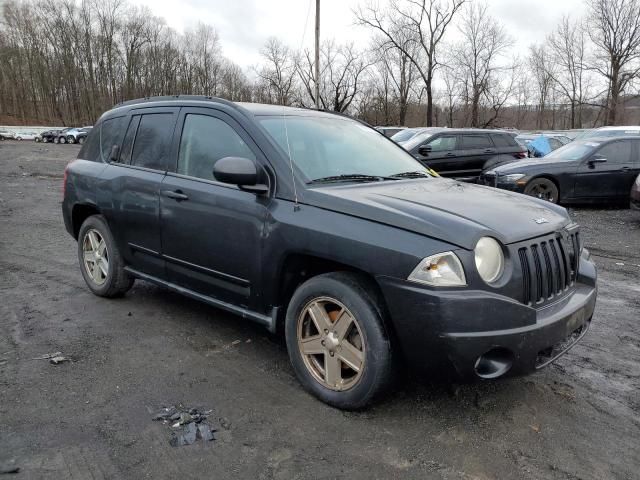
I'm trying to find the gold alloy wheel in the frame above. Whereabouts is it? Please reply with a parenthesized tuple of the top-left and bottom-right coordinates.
(297, 297, 365, 391)
(82, 229, 109, 285)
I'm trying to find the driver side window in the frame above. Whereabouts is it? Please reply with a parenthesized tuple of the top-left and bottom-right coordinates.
(426, 135, 457, 152)
(177, 114, 256, 181)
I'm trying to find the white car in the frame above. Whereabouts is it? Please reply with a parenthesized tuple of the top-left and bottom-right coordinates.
(587, 126, 640, 138)
(15, 132, 38, 141)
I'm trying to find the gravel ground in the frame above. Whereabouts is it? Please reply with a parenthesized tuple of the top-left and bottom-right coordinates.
(1, 141, 639, 479)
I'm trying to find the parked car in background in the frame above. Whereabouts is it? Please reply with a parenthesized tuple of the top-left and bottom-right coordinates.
(62, 126, 92, 144)
(479, 137, 640, 204)
(515, 134, 571, 157)
(390, 127, 440, 145)
(582, 126, 640, 139)
(55, 128, 75, 144)
(376, 126, 406, 138)
(41, 129, 62, 143)
(402, 128, 527, 181)
(74, 127, 92, 145)
(0, 130, 16, 140)
(61, 96, 596, 409)
(15, 132, 37, 141)
(631, 173, 640, 210)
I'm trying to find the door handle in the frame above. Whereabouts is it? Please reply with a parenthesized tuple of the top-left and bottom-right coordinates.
(162, 190, 189, 201)
(621, 166, 631, 171)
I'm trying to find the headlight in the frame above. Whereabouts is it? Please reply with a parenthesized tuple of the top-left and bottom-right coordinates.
(475, 237, 504, 284)
(501, 173, 526, 182)
(408, 252, 466, 287)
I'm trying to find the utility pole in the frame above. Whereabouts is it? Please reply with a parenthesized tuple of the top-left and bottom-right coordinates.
(315, 0, 320, 109)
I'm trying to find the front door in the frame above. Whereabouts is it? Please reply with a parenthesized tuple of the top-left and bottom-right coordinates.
(574, 139, 632, 200)
(457, 133, 496, 178)
(159, 107, 271, 310)
(415, 134, 459, 176)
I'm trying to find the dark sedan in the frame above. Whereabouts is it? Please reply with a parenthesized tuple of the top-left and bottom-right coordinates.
(479, 137, 640, 204)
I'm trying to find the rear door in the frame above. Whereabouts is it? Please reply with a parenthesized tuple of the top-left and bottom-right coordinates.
(99, 107, 179, 278)
(457, 133, 496, 178)
(573, 139, 633, 200)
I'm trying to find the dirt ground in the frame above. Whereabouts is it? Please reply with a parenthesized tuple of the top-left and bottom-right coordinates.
(1, 141, 638, 480)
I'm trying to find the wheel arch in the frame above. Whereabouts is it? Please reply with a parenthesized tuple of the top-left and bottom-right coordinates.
(71, 203, 101, 239)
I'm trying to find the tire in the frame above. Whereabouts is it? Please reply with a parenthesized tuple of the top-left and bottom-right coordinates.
(285, 272, 393, 409)
(59, 136, 67, 144)
(16, 137, 22, 141)
(35, 137, 41, 142)
(524, 178, 559, 203)
(77, 215, 134, 298)
(54, 137, 59, 144)
(78, 136, 85, 145)
(67, 136, 76, 144)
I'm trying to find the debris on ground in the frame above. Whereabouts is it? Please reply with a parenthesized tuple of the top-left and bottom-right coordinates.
(49, 356, 69, 365)
(152, 405, 216, 447)
(32, 351, 61, 360)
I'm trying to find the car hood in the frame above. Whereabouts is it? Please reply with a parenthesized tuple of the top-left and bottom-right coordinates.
(303, 178, 571, 250)
(490, 157, 577, 173)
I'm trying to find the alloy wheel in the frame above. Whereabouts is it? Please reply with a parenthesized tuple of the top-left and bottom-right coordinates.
(82, 229, 109, 285)
(527, 182, 557, 203)
(297, 297, 365, 391)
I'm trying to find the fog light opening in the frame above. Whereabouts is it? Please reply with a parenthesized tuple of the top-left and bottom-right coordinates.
(474, 347, 514, 379)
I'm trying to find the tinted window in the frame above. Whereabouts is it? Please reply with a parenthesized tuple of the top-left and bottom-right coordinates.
(177, 114, 255, 181)
(119, 116, 140, 164)
(78, 125, 100, 161)
(490, 133, 517, 147)
(100, 116, 126, 162)
(426, 135, 457, 152)
(461, 134, 492, 149)
(595, 141, 631, 164)
(130, 113, 175, 170)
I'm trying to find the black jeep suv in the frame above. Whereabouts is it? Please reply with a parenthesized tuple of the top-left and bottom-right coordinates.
(62, 96, 597, 409)
(402, 128, 527, 181)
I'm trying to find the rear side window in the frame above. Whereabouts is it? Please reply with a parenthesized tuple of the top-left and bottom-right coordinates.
(78, 126, 100, 161)
(425, 135, 457, 152)
(461, 134, 493, 149)
(596, 141, 631, 164)
(100, 116, 126, 162)
(130, 113, 175, 170)
(177, 114, 255, 181)
(490, 133, 517, 147)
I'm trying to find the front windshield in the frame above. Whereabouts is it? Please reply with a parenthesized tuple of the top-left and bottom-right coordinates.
(391, 129, 419, 143)
(545, 141, 599, 160)
(259, 115, 430, 182)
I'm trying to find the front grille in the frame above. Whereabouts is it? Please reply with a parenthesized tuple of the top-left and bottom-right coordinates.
(517, 230, 580, 306)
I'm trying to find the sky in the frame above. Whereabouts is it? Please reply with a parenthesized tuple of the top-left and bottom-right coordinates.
(130, 0, 588, 68)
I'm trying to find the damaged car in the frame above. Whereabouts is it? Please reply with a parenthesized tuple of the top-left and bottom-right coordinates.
(62, 96, 597, 409)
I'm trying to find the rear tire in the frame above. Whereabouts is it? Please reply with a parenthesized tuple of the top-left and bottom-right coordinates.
(67, 136, 76, 144)
(77, 215, 134, 298)
(59, 136, 67, 144)
(78, 137, 85, 145)
(285, 272, 393, 409)
(524, 178, 559, 203)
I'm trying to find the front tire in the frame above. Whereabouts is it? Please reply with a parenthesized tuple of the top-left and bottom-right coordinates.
(285, 272, 393, 409)
(77, 215, 134, 297)
(78, 136, 85, 145)
(59, 136, 67, 144)
(67, 136, 76, 144)
(524, 178, 559, 203)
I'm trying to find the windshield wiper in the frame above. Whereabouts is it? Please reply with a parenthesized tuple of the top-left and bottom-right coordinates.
(306, 174, 399, 184)
(389, 170, 431, 179)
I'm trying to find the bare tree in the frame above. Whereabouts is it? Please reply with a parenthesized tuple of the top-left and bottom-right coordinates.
(355, 0, 465, 126)
(528, 44, 556, 129)
(587, 0, 640, 125)
(256, 37, 296, 105)
(455, 2, 514, 127)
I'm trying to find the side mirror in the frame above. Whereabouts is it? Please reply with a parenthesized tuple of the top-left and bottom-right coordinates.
(588, 154, 607, 168)
(213, 156, 268, 194)
(418, 144, 432, 156)
(109, 144, 120, 162)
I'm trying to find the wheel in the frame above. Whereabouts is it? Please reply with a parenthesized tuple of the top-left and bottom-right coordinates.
(77, 215, 134, 297)
(524, 178, 559, 203)
(59, 136, 67, 144)
(16, 137, 22, 141)
(67, 136, 76, 144)
(285, 272, 393, 409)
(78, 136, 85, 145)
(54, 137, 59, 144)
(35, 137, 41, 142)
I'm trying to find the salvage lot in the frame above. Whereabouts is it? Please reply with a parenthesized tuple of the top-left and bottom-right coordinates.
(0, 141, 638, 479)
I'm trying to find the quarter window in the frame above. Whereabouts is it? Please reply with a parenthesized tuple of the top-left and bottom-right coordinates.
(177, 114, 255, 181)
(426, 135, 457, 152)
(460, 134, 493, 149)
(100, 116, 126, 162)
(130, 113, 175, 170)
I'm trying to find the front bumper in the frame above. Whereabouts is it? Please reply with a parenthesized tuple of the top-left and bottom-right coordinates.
(378, 255, 597, 380)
